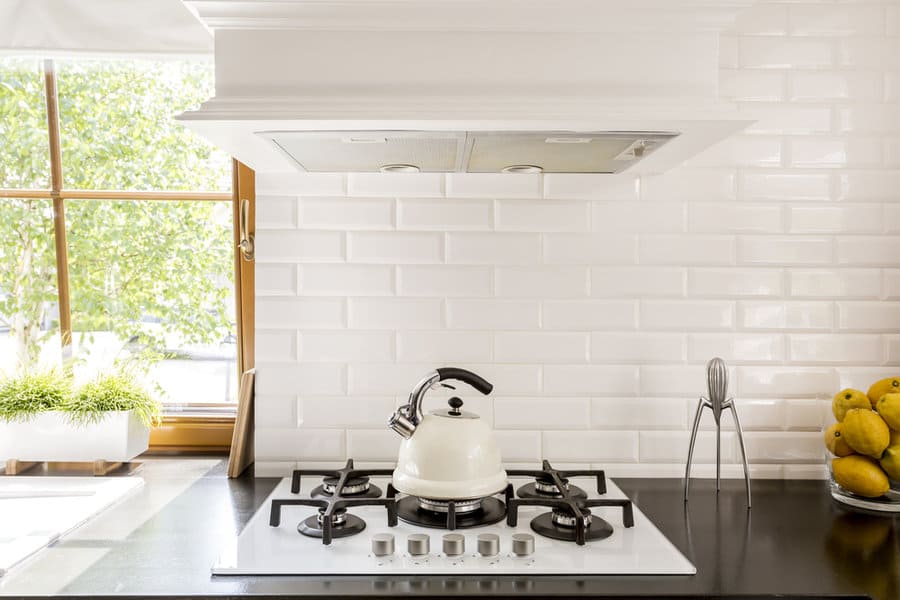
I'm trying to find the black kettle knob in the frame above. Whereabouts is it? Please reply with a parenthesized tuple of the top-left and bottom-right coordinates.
(447, 397, 464, 415)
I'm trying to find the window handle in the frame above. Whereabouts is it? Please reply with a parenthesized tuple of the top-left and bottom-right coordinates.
(238, 198, 254, 261)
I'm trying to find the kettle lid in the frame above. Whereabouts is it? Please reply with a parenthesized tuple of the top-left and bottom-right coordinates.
(430, 397, 479, 419)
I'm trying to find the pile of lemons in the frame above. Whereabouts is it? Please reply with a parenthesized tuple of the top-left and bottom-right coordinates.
(826, 377, 900, 498)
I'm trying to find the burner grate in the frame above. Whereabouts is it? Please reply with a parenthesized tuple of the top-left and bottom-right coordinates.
(389, 483, 514, 530)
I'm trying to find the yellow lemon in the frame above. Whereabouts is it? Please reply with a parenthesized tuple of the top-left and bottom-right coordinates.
(875, 393, 900, 430)
(832, 455, 890, 498)
(841, 408, 890, 458)
(880, 445, 900, 481)
(832, 388, 871, 421)
(824, 422, 855, 457)
(891, 430, 900, 447)
(867, 377, 900, 409)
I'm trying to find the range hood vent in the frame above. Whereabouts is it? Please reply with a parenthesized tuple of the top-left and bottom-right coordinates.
(265, 131, 678, 174)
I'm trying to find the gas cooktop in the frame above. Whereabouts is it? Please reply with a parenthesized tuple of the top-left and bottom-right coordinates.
(213, 460, 695, 576)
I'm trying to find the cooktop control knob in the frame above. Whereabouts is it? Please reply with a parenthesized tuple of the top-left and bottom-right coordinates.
(408, 533, 430, 557)
(371, 533, 395, 557)
(477, 533, 500, 557)
(511, 533, 535, 557)
(442, 533, 465, 556)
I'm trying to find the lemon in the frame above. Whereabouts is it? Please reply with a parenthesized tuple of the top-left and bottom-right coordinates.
(867, 377, 900, 409)
(841, 408, 890, 458)
(880, 445, 900, 481)
(892, 430, 900, 447)
(824, 422, 855, 457)
(875, 393, 900, 430)
(832, 455, 890, 498)
(832, 388, 870, 421)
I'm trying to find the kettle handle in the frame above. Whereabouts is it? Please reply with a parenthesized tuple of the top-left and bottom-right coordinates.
(436, 367, 493, 396)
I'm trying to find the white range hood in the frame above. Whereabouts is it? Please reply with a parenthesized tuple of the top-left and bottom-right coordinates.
(179, 0, 757, 176)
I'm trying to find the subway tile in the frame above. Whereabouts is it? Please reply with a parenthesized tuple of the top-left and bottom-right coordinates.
(396, 331, 492, 362)
(255, 428, 345, 461)
(838, 38, 900, 69)
(300, 397, 396, 428)
(495, 199, 590, 232)
(347, 232, 443, 263)
(838, 302, 900, 332)
(788, 334, 883, 364)
(688, 268, 784, 297)
(639, 235, 735, 265)
(886, 137, 900, 168)
(256, 330, 298, 362)
(789, 268, 881, 298)
(543, 175, 639, 201)
(494, 398, 590, 430)
(640, 365, 709, 396)
(737, 366, 836, 398)
(782, 464, 827, 479)
(256, 172, 346, 196)
(397, 265, 492, 297)
(446, 299, 540, 330)
(742, 171, 831, 201)
(591, 398, 688, 430)
(837, 237, 900, 265)
(494, 332, 589, 363)
(255, 395, 297, 428)
(733, 3, 788, 35)
(447, 232, 541, 265)
(591, 333, 685, 363)
(738, 236, 831, 265)
(640, 431, 735, 464)
(256, 297, 345, 329)
(495, 431, 543, 462)
(890, 5, 900, 37)
(888, 72, 900, 103)
(256, 263, 298, 296)
(544, 233, 637, 265)
(458, 364, 543, 395)
(256, 196, 298, 229)
(785, 400, 824, 431)
(348, 363, 436, 395)
(299, 197, 394, 230)
(255, 230, 344, 262)
(886, 270, 900, 299)
(790, 137, 882, 168)
(789, 4, 883, 36)
(348, 298, 442, 329)
(347, 430, 401, 461)
(542, 300, 637, 331)
(592, 267, 685, 297)
(641, 169, 736, 202)
(688, 333, 785, 363)
(739, 37, 832, 69)
(543, 365, 639, 396)
(836, 367, 900, 393)
(739, 300, 834, 330)
(299, 264, 394, 296)
(687, 203, 783, 233)
(543, 431, 639, 463)
(789, 204, 882, 234)
(700, 398, 783, 432)
(446, 173, 541, 198)
(789, 71, 882, 102)
(719, 69, 785, 102)
(838, 105, 900, 134)
(837, 170, 900, 201)
(886, 336, 900, 366)
(719, 35, 738, 69)
(300, 331, 394, 363)
(495, 266, 588, 298)
(742, 105, 831, 135)
(686, 136, 782, 168)
(253, 461, 298, 477)
(885, 205, 900, 234)
(347, 173, 444, 197)
(398, 198, 492, 231)
(640, 300, 735, 330)
(592, 202, 685, 232)
(256, 363, 346, 396)
(743, 432, 821, 463)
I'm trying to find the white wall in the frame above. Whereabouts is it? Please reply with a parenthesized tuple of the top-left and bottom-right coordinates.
(253, 0, 900, 479)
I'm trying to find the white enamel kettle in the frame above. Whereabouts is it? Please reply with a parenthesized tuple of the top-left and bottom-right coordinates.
(388, 367, 507, 500)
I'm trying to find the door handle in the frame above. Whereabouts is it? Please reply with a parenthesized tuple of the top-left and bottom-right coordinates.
(238, 198, 254, 261)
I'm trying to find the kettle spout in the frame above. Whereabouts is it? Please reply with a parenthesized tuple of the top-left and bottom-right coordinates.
(388, 411, 416, 439)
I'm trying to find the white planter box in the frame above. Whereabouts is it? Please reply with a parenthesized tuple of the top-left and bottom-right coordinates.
(0, 411, 149, 463)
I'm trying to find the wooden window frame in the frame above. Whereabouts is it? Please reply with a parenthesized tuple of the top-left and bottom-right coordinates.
(1, 59, 255, 452)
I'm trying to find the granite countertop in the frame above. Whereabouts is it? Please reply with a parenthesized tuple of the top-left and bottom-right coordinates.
(0, 457, 896, 599)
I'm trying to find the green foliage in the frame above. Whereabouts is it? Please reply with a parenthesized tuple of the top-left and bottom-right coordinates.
(0, 369, 71, 422)
(0, 57, 233, 370)
(66, 370, 161, 429)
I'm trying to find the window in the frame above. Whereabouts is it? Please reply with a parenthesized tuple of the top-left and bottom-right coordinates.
(0, 58, 247, 446)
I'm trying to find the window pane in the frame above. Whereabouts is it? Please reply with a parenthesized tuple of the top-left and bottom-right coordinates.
(66, 199, 236, 407)
(0, 199, 61, 373)
(57, 59, 230, 192)
(0, 58, 50, 189)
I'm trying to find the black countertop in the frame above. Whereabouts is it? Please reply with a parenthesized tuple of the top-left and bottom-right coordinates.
(1, 458, 896, 599)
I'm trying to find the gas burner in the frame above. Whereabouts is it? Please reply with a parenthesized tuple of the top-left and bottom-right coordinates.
(270, 459, 398, 545)
(509, 460, 605, 499)
(552, 505, 592, 527)
(297, 507, 367, 539)
(531, 507, 614, 543)
(516, 475, 588, 500)
(390, 484, 513, 530)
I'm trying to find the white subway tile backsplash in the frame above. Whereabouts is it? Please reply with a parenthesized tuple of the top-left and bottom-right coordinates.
(348, 232, 443, 263)
(399, 198, 492, 231)
(253, 9, 900, 475)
